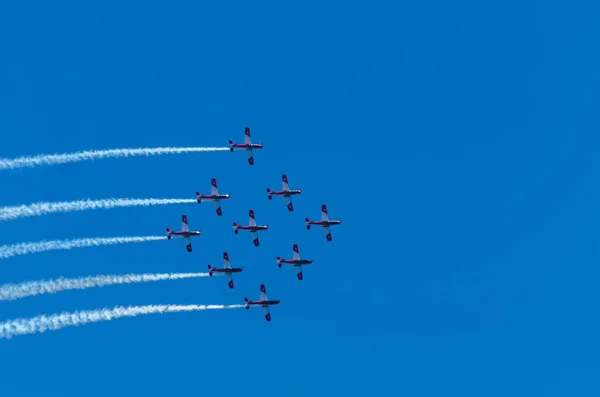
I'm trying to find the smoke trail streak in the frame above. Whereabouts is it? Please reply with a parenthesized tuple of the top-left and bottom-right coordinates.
(0, 304, 245, 339)
(0, 236, 165, 260)
(0, 198, 197, 221)
(0, 147, 229, 170)
(0, 272, 209, 301)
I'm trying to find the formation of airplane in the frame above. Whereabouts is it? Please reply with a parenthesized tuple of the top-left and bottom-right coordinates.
(305, 205, 342, 242)
(159, 128, 343, 323)
(277, 244, 313, 280)
(208, 252, 243, 289)
(267, 174, 302, 211)
(166, 215, 201, 252)
(233, 209, 268, 246)
(229, 127, 263, 166)
(244, 284, 280, 322)
(196, 178, 230, 216)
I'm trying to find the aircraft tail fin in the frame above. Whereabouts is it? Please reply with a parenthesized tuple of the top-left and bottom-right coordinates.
(196, 192, 201, 203)
(166, 228, 172, 239)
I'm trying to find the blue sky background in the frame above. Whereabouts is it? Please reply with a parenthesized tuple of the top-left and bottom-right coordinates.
(0, 1, 599, 395)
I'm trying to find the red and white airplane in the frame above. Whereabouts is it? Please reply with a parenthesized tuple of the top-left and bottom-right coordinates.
(229, 127, 263, 166)
(277, 244, 313, 280)
(244, 284, 280, 322)
(233, 209, 268, 246)
(267, 174, 302, 211)
(208, 252, 243, 289)
(166, 215, 201, 252)
(305, 205, 342, 242)
(196, 178, 230, 216)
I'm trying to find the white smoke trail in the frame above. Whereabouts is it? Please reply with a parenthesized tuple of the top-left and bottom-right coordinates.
(0, 146, 229, 170)
(0, 198, 197, 221)
(0, 304, 245, 339)
(0, 272, 209, 301)
(0, 236, 166, 260)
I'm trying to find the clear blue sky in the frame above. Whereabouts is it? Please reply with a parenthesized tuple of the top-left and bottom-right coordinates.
(0, 1, 599, 395)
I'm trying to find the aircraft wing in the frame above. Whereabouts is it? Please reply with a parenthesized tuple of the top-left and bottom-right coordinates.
(251, 231, 259, 246)
(181, 215, 190, 232)
(281, 174, 290, 191)
(245, 149, 254, 166)
(244, 127, 252, 144)
(225, 272, 234, 289)
(295, 265, 303, 281)
(323, 226, 332, 242)
(259, 284, 268, 301)
(184, 236, 192, 252)
(261, 305, 271, 322)
(211, 178, 219, 195)
(292, 244, 300, 260)
(212, 200, 222, 216)
(248, 210, 257, 226)
(321, 205, 329, 221)
(223, 252, 231, 269)
(284, 196, 293, 212)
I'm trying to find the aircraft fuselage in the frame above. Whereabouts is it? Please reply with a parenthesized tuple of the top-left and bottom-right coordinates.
(270, 189, 302, 197)
(230, 143, 263, 151)
(237, 225, 268, 231)
(310, 220, 342, 226)
(246, 300, 281, 307)
(198, 194, 230, 201)
(280, 259, 313, 265)
(210, 268, 243, 274)
(168, 231, 201, 238)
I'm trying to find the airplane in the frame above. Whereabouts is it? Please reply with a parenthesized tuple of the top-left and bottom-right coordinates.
(244, 284, 280, 322)
(305, 205, 342, 242)
(229, 127, 263, 166)
(267, 174, 302, 211)
(196, 178, 231, 216)
(277, 243, 313, 280)
(233, 209, 268, 247)
(166, 215, 201, 252)
(208, 252, 243, 289)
